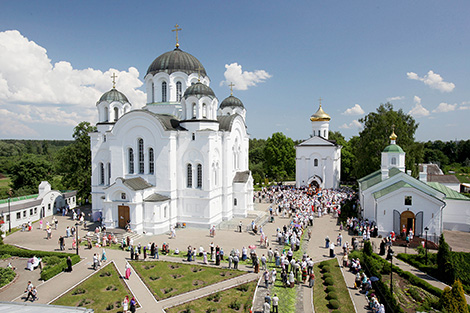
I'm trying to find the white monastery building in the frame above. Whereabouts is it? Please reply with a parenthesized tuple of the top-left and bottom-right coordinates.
(295, 103, 341, 189)
(358, 131, 470, 241)
(90, 39, 253, 235)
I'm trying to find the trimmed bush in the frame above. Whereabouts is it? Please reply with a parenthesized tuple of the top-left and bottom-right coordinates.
(327, 291, 338, 300)
(328, 299, 340, 309)
(322, 273, 332, 279)
(41, 254, 81, 281)
(324, 277, 334, 286)
(0, 268, 16, 288)
(321, 266, 331, 273)
(319, 260, 329, 268)
(325, 286, 336, 293)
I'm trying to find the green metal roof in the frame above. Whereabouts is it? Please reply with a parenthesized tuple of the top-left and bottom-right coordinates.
(358, 167, 402, 191)
(220, 95, 244, 109)
(146, 48, 207, 77)
(0, 194, 38, 204)
(383, 144, 404, 153)
(99, 88, 129, 104)
(373, 181, 412, 199)
(183, 82, 215, 99)
(427, 182, 470, 201)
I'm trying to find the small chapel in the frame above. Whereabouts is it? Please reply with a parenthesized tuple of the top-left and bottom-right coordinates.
(89, 26, 253, 235)
(295, 101, 342, 189)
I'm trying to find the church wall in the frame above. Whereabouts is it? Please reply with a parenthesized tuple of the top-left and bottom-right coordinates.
(443, 199, 470, 231)
(295, 144, 340, 189)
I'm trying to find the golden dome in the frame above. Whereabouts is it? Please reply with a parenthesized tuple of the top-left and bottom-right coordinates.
(310, 105, 331, 122)
(390, 130, 397, 141)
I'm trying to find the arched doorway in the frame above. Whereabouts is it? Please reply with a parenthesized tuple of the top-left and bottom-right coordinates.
(307, 175, 322, 189)
(400, 210, 415, 235)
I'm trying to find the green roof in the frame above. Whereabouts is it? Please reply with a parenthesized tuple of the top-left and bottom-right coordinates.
(0, 194, 38, 204)
(383, 144, 404, 153)
(358, 167, 402, 191)
(427, 182, 470, 201)
(373, 181, 412, 199)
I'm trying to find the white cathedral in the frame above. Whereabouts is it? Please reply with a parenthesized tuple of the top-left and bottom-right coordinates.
(90, 39, 253, 235)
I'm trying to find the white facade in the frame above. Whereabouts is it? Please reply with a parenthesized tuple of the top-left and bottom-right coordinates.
(295, 105, 341, 189)
(90, 46, 253, 235)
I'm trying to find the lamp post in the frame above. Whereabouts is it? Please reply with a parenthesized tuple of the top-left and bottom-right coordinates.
(75, 222, 79, 256)
(424, 227, 429, 265)
(389, 250, 394, 294)
(7, 189, 12, 233)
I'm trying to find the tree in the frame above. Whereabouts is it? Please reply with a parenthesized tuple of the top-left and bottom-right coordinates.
(437, 234, 455, 283)
(329, 131, 356, 182)
(9, 154, 53, 194)
(56, 122, 96, 202)
(263, 132, 295, 181)
(352, 103, 422, 178)
(440, 280, 469, 313)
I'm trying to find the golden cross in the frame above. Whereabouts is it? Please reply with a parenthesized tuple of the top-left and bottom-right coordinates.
(229, 82, 235, 96)
(197, 66, 203, 81)
(111, 73, 117, 88)
(318, 97, 323, 106)
(172, 24, 182, 48)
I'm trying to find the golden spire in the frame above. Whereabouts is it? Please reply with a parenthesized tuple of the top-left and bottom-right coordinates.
(229, 82, 235, 96)
(390, 124, 397, 141)
(111, 73, 117, 89)
(310, 98, 331, 122)
(172, 24, 182, 48)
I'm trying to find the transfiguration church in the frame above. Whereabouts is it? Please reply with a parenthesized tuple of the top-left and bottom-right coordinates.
(90, 26, 253, 235)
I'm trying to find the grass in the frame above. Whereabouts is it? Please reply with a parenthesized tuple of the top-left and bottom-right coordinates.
(131, 260, 245, 300)
(313, 259, 355, 313)
(165, 281, 257, 313)
(52, 262, 136, 313)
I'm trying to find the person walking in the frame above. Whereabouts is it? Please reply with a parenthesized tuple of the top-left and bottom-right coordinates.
(24, 281, 34, 301)
(125, 262, 132, 279)
(263, 270, 270, 288)
(238, 221, 243, 232)
(31, 286, 38, 301)
(65, 256, 73, 272)
(272, 294, 279, 313)
(122, 295, 129, 313)
(309, 271, 315, 288)
(129, 297, 136, 313)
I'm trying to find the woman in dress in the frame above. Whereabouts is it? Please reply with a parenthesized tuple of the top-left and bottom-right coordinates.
(101, 249, 107, 262)
(125, 262, 131, 279)
(122, 295, 129, 313)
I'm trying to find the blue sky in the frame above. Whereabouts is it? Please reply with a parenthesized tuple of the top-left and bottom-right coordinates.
(0, 1, 469, 142)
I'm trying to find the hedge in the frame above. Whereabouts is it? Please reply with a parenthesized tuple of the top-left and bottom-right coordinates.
(0, 244, 81, 281)
(0, 267, 16, 288)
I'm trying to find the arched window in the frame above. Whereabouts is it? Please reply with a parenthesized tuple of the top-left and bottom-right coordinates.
(107, 162, 111, 185)
(128, 148, 134, 174)
(99, 163, 105, 185)
(192, 103, 197, 118)
(313, 130, 315, 136)
(114, 107, 119, 121)
(138, 138, 144, 174)
(202, 103, 207, 118)
(162, 81, 167, 102)
(176, 81, 182, 102)
(149, 148, 154, 174)
(104, 107, 108, 122)
(164, 206, 167, 218)
(314, 159, 318, 167)
(187, 164, 192, 188)
(197, 164, 202, 188)
(324, 130, 327, 137)
(151, 82, 155, 102)
(391, 157, 397, 165)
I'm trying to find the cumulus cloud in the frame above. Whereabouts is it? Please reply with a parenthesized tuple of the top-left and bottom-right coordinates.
(386, 96, 404, 102)
(342, 104, 364, 115)
(339, 119, 362, 129)
(432, 102, 458, 113)
(406, 70, 455, 92)
(0, 30, 146, 137)
(408, 96, 430, 117)
(220, 63, 271, 90)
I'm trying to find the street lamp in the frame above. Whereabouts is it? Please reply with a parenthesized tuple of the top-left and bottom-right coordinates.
(8, 189, 12, 233)
(424, 227, 429, 265)
(75, 222, 80, 256)
(389, 250, 394, 294)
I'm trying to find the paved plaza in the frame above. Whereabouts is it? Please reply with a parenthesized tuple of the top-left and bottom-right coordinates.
(1, 199, 469, 312)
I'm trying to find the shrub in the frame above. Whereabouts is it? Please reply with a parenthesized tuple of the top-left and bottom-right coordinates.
(322, 273, 332, 279)
(72, 288, 86, 295)
(363, 240, 373, 256)
(437, 234, 455, 283)
(0, 253, 11, 259)
(319, 261, 329, 268)
(105, 303, 114, 310)
(325, 286, 336, 293)
(41, 254, 80, 281)
(327, 291, 338, 300)
(321, 266, 331, 273)
(328, 299, 340, 309)
(324, 277, 334, 286)
(0, 268, 16, 288)
(228, 299, 241, 310)
(408, 286, 423, 302)
(236, 284, 249, 292)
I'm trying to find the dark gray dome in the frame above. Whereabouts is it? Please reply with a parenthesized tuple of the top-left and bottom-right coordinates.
(146, 48, 207, 76)
(183, 82, 215, 99)
(99, 88, 129, 104)
(220, 95, 244, 109)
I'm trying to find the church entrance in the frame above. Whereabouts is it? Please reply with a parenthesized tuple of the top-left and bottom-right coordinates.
(400, 210, 415, 234)
(118, 206, 130, 229)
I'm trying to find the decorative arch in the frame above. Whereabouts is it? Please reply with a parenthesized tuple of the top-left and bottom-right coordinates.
(307, 175, 322, 188)
(400, 210, 415, 235)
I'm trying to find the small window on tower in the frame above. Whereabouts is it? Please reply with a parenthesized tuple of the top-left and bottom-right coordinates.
(391, 157, 397, 165)
(176, 81, 182, 102)
(405, 196, 412, 206)
(192, 133, 195, 141)
(121, 193, 126, 200)
(314, 159, 318, 166)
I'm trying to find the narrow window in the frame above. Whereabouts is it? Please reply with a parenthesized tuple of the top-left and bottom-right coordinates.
(197, 164, 202, 188)
(30, 209, 33, 215)
(107, 163, 111, 185)
(187, 164, 193, 188)
(114, 107, 119, 121)
(48, 204, 51, 211)
(34, 207, 37, 214)
(138, 138, 144, 174)
(100, 163, 105, 185)
(192, 103, 197, 118)
(324, 130, 326, 137)
(104, 107, 108, 122)
(202, 103, 207, 118)
(314, 159, 318, 167)
(162, 81, 167, 102)
(129, 148, 134, 174)
(164, 206, 167, 218)
(234, 198, 237, 206)
(151, 82, 155, 102)
(405, 196, 412, 206)
(192, 133, 195, 141)
(391, 157, 397, 165)
(17, 212, 21, 219)
(149, 148, 154, 174)
(176, 81, 182, 102)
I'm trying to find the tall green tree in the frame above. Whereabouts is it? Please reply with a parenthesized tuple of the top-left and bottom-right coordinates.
(352, 103, 422, 178)
(56, 122, 96, 202)
(329, 131, 356, 182)
(10, 154, 53, 195)
(263, 132, 295, 180)
(437, 234, 455, 283)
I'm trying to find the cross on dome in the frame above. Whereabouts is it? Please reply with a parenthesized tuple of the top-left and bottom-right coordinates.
(229, 82, 235, 96)
(318, 97, 323, 106)
(111, 73, 117, 89)
(172, 24, 182, 48)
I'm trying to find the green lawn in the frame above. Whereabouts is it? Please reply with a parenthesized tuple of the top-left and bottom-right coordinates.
(165, 281, 257, 313)
(131, 260, 245, 300)
(52, 262, 136, 313)
(313, 259, 355, 313)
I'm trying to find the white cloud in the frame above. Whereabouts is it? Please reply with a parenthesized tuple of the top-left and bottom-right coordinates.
(386, 96, 404, 101)
(339, 119, 362, 129)
(432, 102, 457, 113)
(406, 70, 455, 92)
(0, 30, 146, 137)
(220, 63, 271, 90)
(342, 104, 364, 115)
(408, 95, 430, 117)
